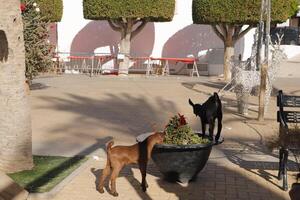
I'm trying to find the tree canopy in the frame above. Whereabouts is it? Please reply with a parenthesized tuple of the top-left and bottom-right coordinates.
(21, 0, 63, 22)
(83, 0, 175, 22)
(36, 0, 63, 22)
(192, 0, 298, 25)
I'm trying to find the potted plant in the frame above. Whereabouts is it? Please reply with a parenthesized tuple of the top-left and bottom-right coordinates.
(151, 113, 219, 183)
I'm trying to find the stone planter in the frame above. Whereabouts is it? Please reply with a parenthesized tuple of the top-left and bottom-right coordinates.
(151, 136, 216, 183)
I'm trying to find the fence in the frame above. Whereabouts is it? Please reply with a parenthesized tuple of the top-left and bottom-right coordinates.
(53, 52, 199, 76)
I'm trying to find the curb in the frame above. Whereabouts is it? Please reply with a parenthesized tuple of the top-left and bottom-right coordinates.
(27, 157, 93, 200)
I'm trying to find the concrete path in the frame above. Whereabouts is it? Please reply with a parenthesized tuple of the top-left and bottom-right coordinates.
(29, 75, 299, 200)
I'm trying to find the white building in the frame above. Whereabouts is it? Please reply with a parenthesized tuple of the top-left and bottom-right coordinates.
(52, 0, 298, 76)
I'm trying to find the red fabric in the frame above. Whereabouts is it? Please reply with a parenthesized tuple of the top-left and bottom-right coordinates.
(94, 55, 114, 60)
(130, 57, 151, 60)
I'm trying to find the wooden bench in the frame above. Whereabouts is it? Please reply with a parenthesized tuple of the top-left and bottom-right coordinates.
(277, 90, 300, 191)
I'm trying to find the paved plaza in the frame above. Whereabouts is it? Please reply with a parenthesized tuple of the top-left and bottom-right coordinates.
(28, 74, 300, 200)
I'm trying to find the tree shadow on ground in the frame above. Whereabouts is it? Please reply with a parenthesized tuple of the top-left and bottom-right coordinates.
(218, 139, 300, 190)
(37, 92, 176, 136)
(91, 159, 290, 200)
(29, 82, 49, 91)
(34, 92, 177, 155)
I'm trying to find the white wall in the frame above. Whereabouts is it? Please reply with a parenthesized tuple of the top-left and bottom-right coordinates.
(57, 0, 90, 54)
(54, 0, 260, 76)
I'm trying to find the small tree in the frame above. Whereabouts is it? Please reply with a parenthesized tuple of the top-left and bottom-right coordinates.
(192, 0, 298, 81)
(83, 0, 175, 75)
(21, 0, 63, 82)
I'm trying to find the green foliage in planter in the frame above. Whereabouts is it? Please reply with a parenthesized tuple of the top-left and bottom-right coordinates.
(164, 114, 211, 145)
(22, 0, 55, 82)
(83, 0, 175, 22)
(192, 0, 298, 25)
(21, 0, 63, 22)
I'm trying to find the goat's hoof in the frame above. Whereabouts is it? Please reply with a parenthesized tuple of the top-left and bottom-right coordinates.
(141, 183, 149, 188)
(142, 185, 147, 192)
(112, 192, 119, 197)
(98, 188, 104, 193)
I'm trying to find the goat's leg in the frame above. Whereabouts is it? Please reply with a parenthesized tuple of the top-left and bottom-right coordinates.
(215, 116, 222, 143)
(208, 119, 215, 141)
(98, 162, 111, 193)
(110, 166, 122, 197)
(139, 161, 148, 192)
(282, 149, 289, 191)
(201, 119, 206, 137)
(278, 147, 284, 180)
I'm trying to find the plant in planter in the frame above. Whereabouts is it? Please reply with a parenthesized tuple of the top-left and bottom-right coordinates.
(163, 113, 210, 145)
(151, 113, 216, 183)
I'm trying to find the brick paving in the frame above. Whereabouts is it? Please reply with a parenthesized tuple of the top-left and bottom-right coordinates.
(29, 75, 300, 200)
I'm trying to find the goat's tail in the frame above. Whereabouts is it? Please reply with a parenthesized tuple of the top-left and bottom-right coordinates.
(188, 98, 194, 106)
(106, 140, 114, 155)
(104, 140, 114, 168)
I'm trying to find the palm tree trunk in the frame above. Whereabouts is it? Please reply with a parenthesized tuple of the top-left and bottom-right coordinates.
(0, 0, 33, 173)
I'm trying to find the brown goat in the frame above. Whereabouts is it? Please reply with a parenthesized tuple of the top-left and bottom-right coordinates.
(98, 132, 165, 197)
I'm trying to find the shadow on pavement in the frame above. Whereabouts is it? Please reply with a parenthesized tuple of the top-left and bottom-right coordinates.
(34, 93, 177, 154)
(91, 156, 290, 199)
(219, 139, 300, 191)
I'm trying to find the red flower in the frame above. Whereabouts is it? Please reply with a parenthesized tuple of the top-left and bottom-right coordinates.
(178, 113, 187, 125)
(20, 3, 26, 12)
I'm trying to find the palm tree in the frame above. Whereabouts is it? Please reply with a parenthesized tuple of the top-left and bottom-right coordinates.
(0, 0, 33, 172)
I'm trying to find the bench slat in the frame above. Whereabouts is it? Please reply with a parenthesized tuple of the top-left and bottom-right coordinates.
(277, 111, 300, 123)
(278, 95, 300, 107)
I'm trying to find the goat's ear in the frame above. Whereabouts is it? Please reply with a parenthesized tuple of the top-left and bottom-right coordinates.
(151, 123, 157, 132)
(160, 131, 166, 138)
(213, 92, 220, 100)
(188, 99, 194, 106)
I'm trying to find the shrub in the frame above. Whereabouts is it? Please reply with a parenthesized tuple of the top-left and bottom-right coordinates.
(21, 0, 63, 22)
(36, 0, 63, 22)
(22, 0, 55, 82)
(192, 0, 298, 25)
(164, 114, 211, 145)
(83, 0, 175, 22)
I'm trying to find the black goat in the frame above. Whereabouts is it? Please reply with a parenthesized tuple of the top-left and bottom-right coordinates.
(189, 92, 223, 142)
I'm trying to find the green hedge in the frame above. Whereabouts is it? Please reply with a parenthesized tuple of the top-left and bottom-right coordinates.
(192, 0, 298, 25)
(36, 0, 63, 22)
(83, 0, 175, 22)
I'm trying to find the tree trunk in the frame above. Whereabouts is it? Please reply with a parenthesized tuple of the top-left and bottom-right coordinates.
(224, 45, 234, 81)
(211, 24, 253, 82)
(108, 19, 147, 76)
(118, 30, 131, 75)
(258, 63, 267, 121)
(0, 0, 33, 172)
